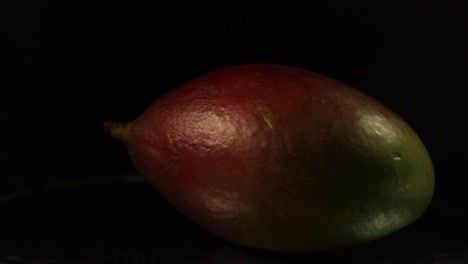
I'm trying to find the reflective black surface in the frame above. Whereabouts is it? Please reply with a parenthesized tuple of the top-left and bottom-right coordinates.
(0, 176, 467, 263)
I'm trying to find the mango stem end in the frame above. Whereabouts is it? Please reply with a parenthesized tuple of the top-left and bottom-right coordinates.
(104, 122, 130, 140)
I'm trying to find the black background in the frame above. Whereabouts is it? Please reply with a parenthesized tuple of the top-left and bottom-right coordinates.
(2, 0, 467, 262)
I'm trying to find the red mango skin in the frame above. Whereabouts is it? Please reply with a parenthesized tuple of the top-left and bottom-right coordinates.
(111, 64, 434, 251)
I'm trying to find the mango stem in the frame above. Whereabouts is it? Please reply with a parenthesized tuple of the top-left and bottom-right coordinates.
(104, 122, 130, 141)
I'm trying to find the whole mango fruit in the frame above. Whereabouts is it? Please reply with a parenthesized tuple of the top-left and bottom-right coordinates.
(105, 64, 434, 251)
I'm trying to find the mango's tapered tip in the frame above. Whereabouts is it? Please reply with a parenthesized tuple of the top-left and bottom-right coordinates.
(103, 122, 130, 141)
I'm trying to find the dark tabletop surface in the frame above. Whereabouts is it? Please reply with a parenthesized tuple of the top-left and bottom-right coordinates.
(0, 175, 467, 264)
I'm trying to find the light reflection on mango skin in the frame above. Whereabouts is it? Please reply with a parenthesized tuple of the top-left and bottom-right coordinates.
(172, 109, 244, 152)
(358, 113, 399, 144)
(202, 190, 249, 220)
(350, 207, 411, 239)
